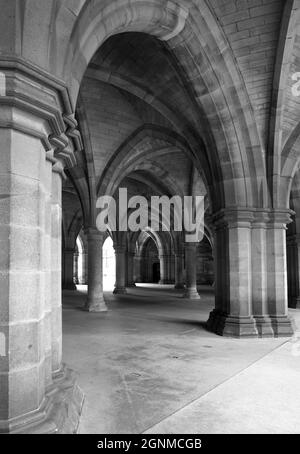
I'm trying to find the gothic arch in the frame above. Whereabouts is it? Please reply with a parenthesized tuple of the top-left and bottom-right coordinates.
(61, 0, 267, 210)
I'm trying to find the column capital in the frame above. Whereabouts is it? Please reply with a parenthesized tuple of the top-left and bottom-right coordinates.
(127, 250, 136, 257)
(267, 209, 294, 229)
(212, 208, 254, 229)
(159, 253, 171, 259)
(212, 208, 294, 230)
(175, 251, 184, 258)
(114, 245, 126, 254)
(127, 243, 136, 255)
(184, 241, 198, 249)
(64, 247, 76, 254)
(0, 58, 78, 170)
(84, 227, 104, 241)
(251, 210, 270, 228)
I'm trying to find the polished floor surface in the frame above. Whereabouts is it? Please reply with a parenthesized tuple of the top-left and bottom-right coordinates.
(62, 285, 300, 434)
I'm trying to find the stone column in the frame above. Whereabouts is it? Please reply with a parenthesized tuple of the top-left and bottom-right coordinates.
(113, 246, 127, 294)
(266, 211, 294, 336)
(164, 254, 170, 283)
(50, 166, 63, 373)
(165, 254, 175, 284)
(293, 238, 300, 308)
(0, 67, 83, 433)
(43, 154, 53, 387)
(175, 253, 185, 289)
(251, 212, 273, 336)
(82, 252, 88, 284)
(207, 210, 257, 337)
(159, 254, 168, 284)
(127, 248, 136, 287)
(183, 243, 200, 299)
(74, 252, 79, 284)
(134, 255, 142, 283)
(85, 228, 107, 312)
(207, 209, 295, 338)
(287, 234, 300, 309)
(62, 248, 76, 290)
(170, 254, 175, 283)
(0, 126, 54, 430)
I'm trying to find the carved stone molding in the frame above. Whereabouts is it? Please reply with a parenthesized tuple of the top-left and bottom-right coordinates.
(0, 366, 84, 434)
(212, 207, 295, 230)
(0, 57, 79, 170)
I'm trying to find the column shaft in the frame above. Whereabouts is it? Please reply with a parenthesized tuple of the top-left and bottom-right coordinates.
(207, 210, 257, 337)
(183, 243, 200, 299)
(159, 255, 168, 284)
(85, 229, 107, 312)
(287, 235, 300, 308)
(0, 129, 50, 425)
(114, 247, 127, 294)
(127, 251, 136, 287)
(175, 253, 184, 289)
(51, 169, 63, 372)
(62, 249, 76, 290)
(266, 212, 294, 335)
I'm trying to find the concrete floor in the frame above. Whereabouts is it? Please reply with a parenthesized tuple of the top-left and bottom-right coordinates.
(62, 285, 300, 434)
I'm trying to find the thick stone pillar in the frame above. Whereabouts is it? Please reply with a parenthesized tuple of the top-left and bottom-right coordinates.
(85, 228, 107, 312)
(126, 248, 136, 287)
(0, 128, 52, 430)
(266, 211, 294, 336)
(175, 253, 185, 289)
(183, 243, 200, 299)
(207, 209, 294, 338)
(287, 234, 300, 309)
(159, 254, 168, 284)
(0, 65, 83, 433)
(74, 252, 79, 284)
(63, 248, 76, 290)
(114, 246, 127, 294)
(134, 255, 142, 283)
(166, 254, 175, 284)
(207, 210, 257, 337)
(82, 252, 88, 284)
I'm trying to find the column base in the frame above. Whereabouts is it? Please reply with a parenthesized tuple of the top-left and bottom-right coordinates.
(270, 315, 295, 337)
(207, 310, 258, 337)
(63, 283, 77, 291)
(159, 280, 168, 285)
(127, 283, 136, 288)
(113, 287, 127, 294)
(0, 366, 84, 434)
(84, 298, 107, 312)
(182, 288, 201, 300)
(254, 316, 274, 338)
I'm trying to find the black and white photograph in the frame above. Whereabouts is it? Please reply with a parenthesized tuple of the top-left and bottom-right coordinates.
(0, 0, 299, 443)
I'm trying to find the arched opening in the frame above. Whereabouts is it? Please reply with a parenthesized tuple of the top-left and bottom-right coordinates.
(140, 236, 160, 283)
(75, 234, 85, 285)
(102, 236, 116, 291)
(197, 235, 214, 286)
(152, 262, 160, 283)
